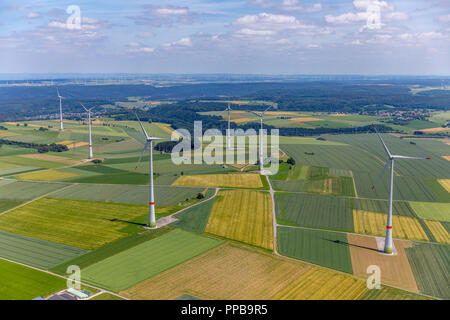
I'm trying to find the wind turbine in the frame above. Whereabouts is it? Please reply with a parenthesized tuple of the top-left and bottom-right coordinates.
(57, 89, 64, 130)
(250, 106, 273, 174)
(220, 103, 233, 149)
(134, 112, 164, 229)
(80, 103, 94, 159)
(371, 124, 430, 254)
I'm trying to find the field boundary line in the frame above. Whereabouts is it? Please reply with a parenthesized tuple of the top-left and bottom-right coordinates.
(277, 224, 448, 246)
(0, 183, 76, 216)
(0, 256, 128, 300)
(350, 170, 359, 198)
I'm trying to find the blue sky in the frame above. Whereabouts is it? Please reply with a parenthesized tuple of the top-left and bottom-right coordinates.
(0, 0, 449, 74)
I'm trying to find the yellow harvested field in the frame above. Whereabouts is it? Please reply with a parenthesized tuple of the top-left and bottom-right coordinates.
(438, 179, 450, 193)
(122, 243, 311, 300)
(288, 117, 323, 122)
(16, 169, 79, 181)
(420, 127, 449, 133)
(56, 141, 89, 149)
(205, 190, 273, 250)
(353, 210, 429, 242)
(272, 267, 367, 300)
(442, 156, 450, 162)
(19, 154, 80, 165)
(172, 173, 263, 188)
(424, 220, 450, 244)
(348, 234, 419, 292)
(153, 122, 180, 138)
(0, 131, 17, 138)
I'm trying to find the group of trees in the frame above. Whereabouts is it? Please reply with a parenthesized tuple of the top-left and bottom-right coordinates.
(0, 139, 68, 153)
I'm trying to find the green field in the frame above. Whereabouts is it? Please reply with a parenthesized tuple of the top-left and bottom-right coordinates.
(0, 180, 67, 200)
(0, 259, 66, 300)
(405, 243, 450, 299)
(0, 230, 87, 270)
(0, 200, 22, 213)
(410, 202, 450, 222)
(277, 227, 353, 274)
(0, 198, 150, 250)
(270, 180, 305, 192)
(51, 227, 173, 274)
(82, 229, 223, 292)
(51, 183, 204, 207)
(170, 197, 216, 233)
(276, 193, 353, 232)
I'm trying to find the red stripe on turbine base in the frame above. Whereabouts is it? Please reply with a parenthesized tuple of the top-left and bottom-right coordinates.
(149, 202, 155, 205)
(387, 226, 392, 229)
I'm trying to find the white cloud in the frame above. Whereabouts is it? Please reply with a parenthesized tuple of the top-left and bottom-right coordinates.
(128, 47, 155, 53)
(25, 12, 40, 19)
(129, 5, 200, 27)
(48, 17, 101, 31)
(249, 0, 324, 13)
(162, 37, 192, 48)
(440, 14, 450, 23)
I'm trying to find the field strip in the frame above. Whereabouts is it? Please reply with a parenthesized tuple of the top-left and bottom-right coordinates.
(277, 224, 445, 246)
(0, 183, 75, 216)
(156, 188, 219, 227)
(266, 175, 278, 255)
(350, 171, 359, 198)
(0, 256, 128, 300)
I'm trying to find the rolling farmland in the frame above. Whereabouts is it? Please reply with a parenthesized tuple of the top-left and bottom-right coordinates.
(122, 243, 311, 300)
(410, 202, 450, 222)
(359, 286, 432, 300)
(15, 169, 79, 181)
(171, 197, 216, 233)
(0, 181, 67, 200)
(82, 229, 223, 292)
(0, 198, 150, 250)
(205, 190, 273, 250)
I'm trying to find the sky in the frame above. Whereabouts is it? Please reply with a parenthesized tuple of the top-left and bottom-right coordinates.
(0, 0, 449, 75)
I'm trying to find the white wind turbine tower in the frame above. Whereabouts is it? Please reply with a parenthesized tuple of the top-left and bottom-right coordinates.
(371, 124, 430, 254)
(57, 89, 64, 130)
(250, 106, 273, 174)
(80, 103, 94, 159)
(220, 103, 233, 149)
(134, 112, 164, 229)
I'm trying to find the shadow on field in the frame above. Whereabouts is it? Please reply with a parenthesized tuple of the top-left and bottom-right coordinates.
(324, 238, 379, 253)
(109, 218, 147, 227)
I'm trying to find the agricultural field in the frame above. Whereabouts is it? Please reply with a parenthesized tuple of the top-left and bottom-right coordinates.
(172, 173, 263, 189)
(423, 220, 450, 244)
(205, 190, 273, 250)
(15, 168, 79, 181)
(272, 267, 367, 300)
(405, 243, 450, 299)
(82, 229, 223, 292)
(352, 210, 429, 241)
(122, 243, 311, 300)
(276, 193, 353, 232)
(0, 200, 22, 213)
(359, 286, 433, 300)
(0, 180, 68, 200)
(410, 201, 450, 221)
(277, 227, 353, 274)
(0, 198, 151, 250)
(438, 179, 450, 193)
(0, 259, 66, 300)
(0, 230, 87, 270)
(347, 234, 419, 292)
(170, 196, 216, 233)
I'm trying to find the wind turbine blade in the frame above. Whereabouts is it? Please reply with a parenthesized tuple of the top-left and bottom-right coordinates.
(80, 103, 89, 113)
(263, 105, 273, 114)
(371, 160, 390, 190)
(135, 142, 150, 170)
(392, 155, 431, 160)
(250, 111, 262, 117)
(372, 124, 392, 157)
(134, 112, 150, 140)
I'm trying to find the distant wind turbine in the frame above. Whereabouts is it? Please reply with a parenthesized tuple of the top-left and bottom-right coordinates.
(220, 103, 233, 149)
(134, 112, 165, 229)
(80, 103, 94, 159)
(371, 124, 430, 254)
(250, 106, 273, 174)
(57, 89, 64, 130)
